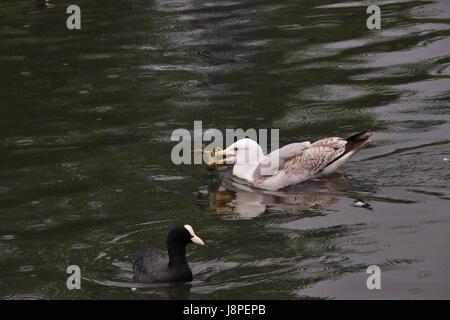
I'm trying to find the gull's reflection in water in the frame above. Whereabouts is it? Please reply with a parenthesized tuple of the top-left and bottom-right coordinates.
(206, 174, 344, 218)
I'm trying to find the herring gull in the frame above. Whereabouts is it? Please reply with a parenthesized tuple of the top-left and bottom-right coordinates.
(207, 131, 373, 191)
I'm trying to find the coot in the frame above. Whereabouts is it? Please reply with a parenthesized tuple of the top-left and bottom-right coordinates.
(133, 225, 205, 283)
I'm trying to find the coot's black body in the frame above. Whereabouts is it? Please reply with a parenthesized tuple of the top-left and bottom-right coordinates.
(133, 248, 193, 283)
(133, 225, 204, 283)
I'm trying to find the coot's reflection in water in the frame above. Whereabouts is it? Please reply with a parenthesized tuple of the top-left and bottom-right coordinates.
(92, 261, 194, 299)
(132, 283, 193, 300)
(105, 281, 193, 300)
(206, 174, 345, 218)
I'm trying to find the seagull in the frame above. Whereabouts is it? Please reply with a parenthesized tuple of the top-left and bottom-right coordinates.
(207, 131, 373, 191)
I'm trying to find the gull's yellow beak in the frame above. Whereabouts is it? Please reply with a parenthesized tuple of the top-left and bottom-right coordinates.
(207, 148, 235, 166)
(214, 149, 228, 157)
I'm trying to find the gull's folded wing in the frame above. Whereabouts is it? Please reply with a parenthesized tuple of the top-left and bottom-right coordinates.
(280, 137, 348, 179)
(253, 142, 311, 177)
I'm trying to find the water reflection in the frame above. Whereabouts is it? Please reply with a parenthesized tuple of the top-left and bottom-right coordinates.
(204, 172, 344, 218)
(94, 279, 194, 300)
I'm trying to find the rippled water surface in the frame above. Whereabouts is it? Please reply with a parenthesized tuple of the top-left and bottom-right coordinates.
(0, 0, 449, 299)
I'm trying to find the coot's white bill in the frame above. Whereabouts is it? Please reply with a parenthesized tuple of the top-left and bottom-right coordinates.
(184, 224, 205, 246)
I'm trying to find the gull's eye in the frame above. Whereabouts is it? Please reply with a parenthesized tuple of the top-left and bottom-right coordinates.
(234, 147, 238, 151)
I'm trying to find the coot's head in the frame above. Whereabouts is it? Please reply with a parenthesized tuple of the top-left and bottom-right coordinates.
(167, 225, 205, 247)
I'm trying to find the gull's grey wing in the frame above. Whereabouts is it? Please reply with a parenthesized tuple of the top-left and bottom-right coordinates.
(251, 138, 346, 190)
(252, 132, 372, 190)
(253, 142, 311, 177)
(282, 137, 347, 177)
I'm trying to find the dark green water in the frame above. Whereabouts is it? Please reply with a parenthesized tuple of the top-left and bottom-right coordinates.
(0, 0, 449, 299)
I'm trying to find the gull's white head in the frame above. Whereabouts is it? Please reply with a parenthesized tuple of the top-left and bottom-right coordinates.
(184, 224, 205, 246)
(212, 138, 265, 182)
